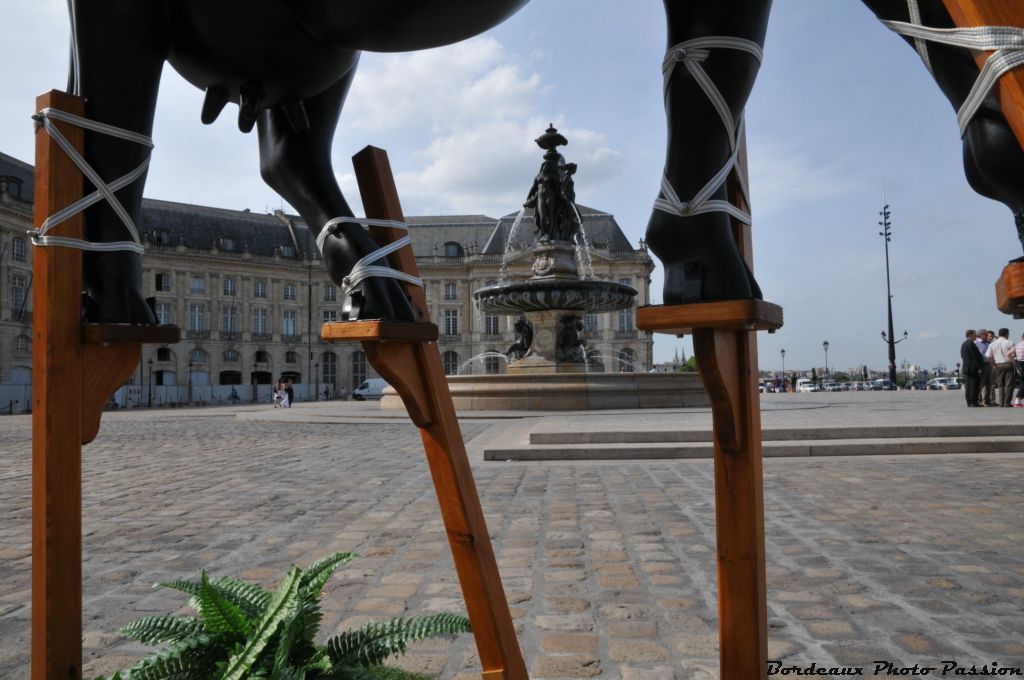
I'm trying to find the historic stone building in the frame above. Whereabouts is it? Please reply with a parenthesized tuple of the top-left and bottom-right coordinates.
(0, 150, 654, 400)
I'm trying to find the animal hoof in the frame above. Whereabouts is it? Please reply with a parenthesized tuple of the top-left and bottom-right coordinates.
(238, 86, 265, 133)
(201, 86, 230, 125)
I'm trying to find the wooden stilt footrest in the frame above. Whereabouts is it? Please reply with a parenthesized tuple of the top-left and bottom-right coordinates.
(995, 262, 1024, 316)
(636, 299, 783, 335)
(321, 320, 438, 343)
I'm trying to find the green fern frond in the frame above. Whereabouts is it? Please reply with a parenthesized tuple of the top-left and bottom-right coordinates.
(156, 579, 202, 597)
(299, 551, 355, 596)
(197, 571, 253, 638)
(325, 613, 471, 668)
(118, 615, 206, 646)
(210, 576, 272, 617)
(220, 566, 302, 680)
(124, 634, 220, 680)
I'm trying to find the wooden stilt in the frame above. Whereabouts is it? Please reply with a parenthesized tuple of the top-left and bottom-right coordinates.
(941, 1, 1024, 152)
(322, 147, 527, 680)
(636, 134, 780, 679)
(31, 90, 179, 680)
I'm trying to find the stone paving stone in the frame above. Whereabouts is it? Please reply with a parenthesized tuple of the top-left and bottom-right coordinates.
(3, 405, 1024, 678)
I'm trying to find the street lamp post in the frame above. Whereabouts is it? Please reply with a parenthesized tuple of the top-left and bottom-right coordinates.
(822, 341, 830, 381)
(780, 348, 786, 379)
(315, 362, 320, 402)
(147, 358, 153, 408)
(879, 203, 908, 387)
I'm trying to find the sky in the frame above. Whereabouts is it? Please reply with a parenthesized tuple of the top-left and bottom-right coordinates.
(1, 0, 1019, 376)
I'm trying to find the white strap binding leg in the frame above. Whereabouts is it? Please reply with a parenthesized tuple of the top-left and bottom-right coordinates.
(30, 108, 151, 254)
(317, 216, 423, 296)
(883, 11, 1024, 136)
(653, 36, 763, 226)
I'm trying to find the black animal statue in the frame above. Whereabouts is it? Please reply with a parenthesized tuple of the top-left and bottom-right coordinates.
(60, 0, 1024, 326)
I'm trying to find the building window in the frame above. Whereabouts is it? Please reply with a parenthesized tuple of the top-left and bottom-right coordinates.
(351, 351, 367, 390)
(280, 244, 295, 258)
(220, 238, 235, 252)
(618, 348, 637, 372)
(585, 314, 599, 333)
(155, 302, 173, 325)
(190, 276, 206, 295)
(190, 348, 208, 363)
(155, 272, 171, 292)
(153, 229, 170, 245)
(221, 305, 238, 333)
(254, 280, 267, 298)
(322, 309, 338, 324)
(255, 350, 270, 364)
(252, 307, 268, 335)
(444, 242, 463, 257)
(444, 309, 459, 336)
(283, 309, 298, 337)
(485, 354, 501, 374)
(617, 308, 634, 332)
(10, 274, 27, 315)
(444, 282, 457, 301)
(156, 347, 172, 362)
(223, 277, 236, 297)
(322, 352, 338, 389)
(11, 237, 27, 263)
(14, 334, 30, 353)
(188, 303, 206, 331)
(285, 351, 298, 364)
(223, 349, 240, 362)
(283, 283, 297, 301)
(323, 284, 337, 303)
(442, 350, 460, 375)
(484, 314, 500, 335)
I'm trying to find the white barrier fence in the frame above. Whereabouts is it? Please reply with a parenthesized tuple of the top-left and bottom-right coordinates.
(0, 383, 339, 414)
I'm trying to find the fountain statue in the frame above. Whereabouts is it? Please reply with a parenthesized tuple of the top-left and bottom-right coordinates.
(475, 126, 637, 374)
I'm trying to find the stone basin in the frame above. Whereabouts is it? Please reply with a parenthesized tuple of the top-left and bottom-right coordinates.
(474, 278, 636, 314)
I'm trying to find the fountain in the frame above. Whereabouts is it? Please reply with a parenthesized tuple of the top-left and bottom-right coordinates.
(383, 125, 708, 410)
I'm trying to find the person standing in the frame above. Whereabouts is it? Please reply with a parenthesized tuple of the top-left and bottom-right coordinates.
(285, 378, 294, 408)
(961, 329, 984, 407)
(986, 328, 1016, 407)
(1014, 332, 1024, 407)
(976, 329, 993, 406)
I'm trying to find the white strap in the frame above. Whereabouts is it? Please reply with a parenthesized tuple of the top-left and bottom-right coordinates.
(882, 20, 1024, 136)
(30, 107, 151, 254)
(906, 0, 934, 74)
(316, 216, 423, 295)
(655, 36, 763, 226)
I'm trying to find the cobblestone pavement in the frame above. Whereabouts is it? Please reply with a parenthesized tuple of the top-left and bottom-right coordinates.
(1, 406, 1023, 679)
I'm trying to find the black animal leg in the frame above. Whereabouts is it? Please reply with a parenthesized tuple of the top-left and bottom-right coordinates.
(257, 58, 416, 322)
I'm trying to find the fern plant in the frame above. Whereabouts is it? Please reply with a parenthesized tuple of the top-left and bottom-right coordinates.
(93, 551, 469, 680)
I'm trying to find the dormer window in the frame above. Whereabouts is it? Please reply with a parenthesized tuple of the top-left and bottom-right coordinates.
(280, 245, 295, 257)
(220, 237, 236, 251)
(153, 229, 171, 245)
(444, 241, 464, 257)
(0, 176, 23, 199)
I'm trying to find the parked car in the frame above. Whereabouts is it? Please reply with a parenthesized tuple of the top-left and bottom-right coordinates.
(909, 380, 927, 391)
(945, 378, 962, 390)
(796, 378, 819, 393)
(353, 378, 389, 400)
(926, 378, 947, 390)
(871, 379, 894, 391)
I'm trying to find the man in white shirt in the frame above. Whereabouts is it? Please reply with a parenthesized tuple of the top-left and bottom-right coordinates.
(1014, 332, 1024, 407)
(985, 328, 1016, 407)
(976, 329, 993, 406)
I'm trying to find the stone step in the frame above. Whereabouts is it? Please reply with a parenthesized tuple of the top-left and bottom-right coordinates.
(484, 436, 1024, 461)
(529, 423, 1024, 445)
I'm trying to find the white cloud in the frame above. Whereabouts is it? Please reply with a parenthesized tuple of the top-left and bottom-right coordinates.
(346, 37, 540, 132)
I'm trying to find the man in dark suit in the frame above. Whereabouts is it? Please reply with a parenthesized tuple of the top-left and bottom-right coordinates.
(960, 329, 984, 407)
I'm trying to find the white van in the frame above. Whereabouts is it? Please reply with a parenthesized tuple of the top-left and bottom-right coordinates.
(796, 378, 818, 393)
(353, 378, 389, 401)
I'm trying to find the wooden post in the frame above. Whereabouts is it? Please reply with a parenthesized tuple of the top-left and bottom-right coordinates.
(636, 134, 779, 679)
(322, 147, 527, 680)
(939, 2, 1024, 314)
(31, 91, 180, 680)
(32, 89, 86, 680)
(942, 1, 1024, 152)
